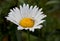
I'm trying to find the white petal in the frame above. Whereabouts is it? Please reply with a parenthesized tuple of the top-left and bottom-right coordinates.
(34, 12, 43, 19)
(5, 17, 18, 25)
(34, 8, 43, 18)
(17, 26, 24, 30)
(39, 8, 42, 12)
(13, 7, 22, 20)
(34, 20, 45, 26)
(25, 28, 29, 30)
(37, 14, 46, 20)
(29, 6, 33, 18)
(29, 28, 34, 32)
(20, 4, 29, 18)
(23, 4, 30, 17)
(29, 6, 33, 11)
(10, 9, 13, 12)
(19, 5, 24, 18)
(33, 7, 39, 18)
(34, 25, 43, 29)
(26, 4, 30, 17)
(30, 5, 38, 18)
(23, 4, 25, 7)
(8, 12, 19, 23)
(34, 14, 46, 23)
(33, 8, 43, 17)
(31, 6, 39, 18)
(8, 9, 21, 23)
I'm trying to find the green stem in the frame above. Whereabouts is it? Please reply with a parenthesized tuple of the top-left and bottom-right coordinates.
(27, 30, 30, 41)
(38, 29, 41, 41)
(16, 30, 22, 41)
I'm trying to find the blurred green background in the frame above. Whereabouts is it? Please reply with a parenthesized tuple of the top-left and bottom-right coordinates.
(0, 0, 60, 41)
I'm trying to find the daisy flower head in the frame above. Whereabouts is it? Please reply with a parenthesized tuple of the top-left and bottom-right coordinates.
(5, 4, 46, 32)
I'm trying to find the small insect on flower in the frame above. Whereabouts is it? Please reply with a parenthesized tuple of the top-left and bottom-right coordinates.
(5, 4, 46, 32)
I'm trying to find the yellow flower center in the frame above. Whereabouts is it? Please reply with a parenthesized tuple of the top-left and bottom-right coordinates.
(19, 18, 34, 28)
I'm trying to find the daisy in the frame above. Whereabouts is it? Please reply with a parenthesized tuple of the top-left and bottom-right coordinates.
(5, 4, 46, 32)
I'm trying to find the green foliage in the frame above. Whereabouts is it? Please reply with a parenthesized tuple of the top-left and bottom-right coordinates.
(0, 0, 60, 41)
